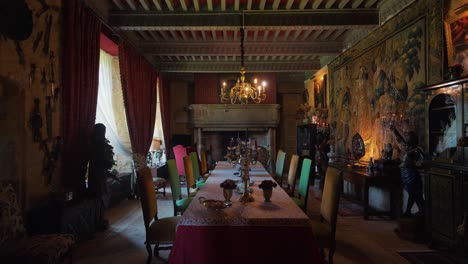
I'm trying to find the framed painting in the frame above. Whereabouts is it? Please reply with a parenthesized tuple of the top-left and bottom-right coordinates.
(445, 11, 468, 76)
(313, 75, 327, 109)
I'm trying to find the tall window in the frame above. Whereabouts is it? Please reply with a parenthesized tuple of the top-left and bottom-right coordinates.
(96, 49, 132, 174)
(96, 49, 166, 172)
(149, 80, 166, 167)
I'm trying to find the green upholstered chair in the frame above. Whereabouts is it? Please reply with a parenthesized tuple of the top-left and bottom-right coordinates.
(273, 150, 286, 186)
(137, 166, 181, 263)
(292, 158, 312, 212)
(310, 166, 343, 264)
(284, 154, 299, 196)
(167, 159, 193, 216)
(189, 152, 206, 184)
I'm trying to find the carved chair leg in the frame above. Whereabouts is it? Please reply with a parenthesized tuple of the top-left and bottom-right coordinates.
(146, 244, 153, 264)
(329, 240, 336, 264)
(154, 243, 160, 257)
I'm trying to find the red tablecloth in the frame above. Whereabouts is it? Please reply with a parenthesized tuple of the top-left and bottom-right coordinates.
(168, 162, 323, 264)
(169, 225, 322, 264)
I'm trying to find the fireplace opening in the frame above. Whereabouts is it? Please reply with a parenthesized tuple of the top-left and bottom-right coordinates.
(201, 130, 271, 170)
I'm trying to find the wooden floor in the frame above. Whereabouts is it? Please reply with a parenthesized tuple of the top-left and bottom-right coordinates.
(74, 179, 433, 264)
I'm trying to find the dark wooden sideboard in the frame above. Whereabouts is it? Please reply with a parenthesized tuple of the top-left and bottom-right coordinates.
(422, 77, 468, 250)
(329, 160, 402, 219)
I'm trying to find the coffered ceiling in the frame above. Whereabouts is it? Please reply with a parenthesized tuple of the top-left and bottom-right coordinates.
(86, 0, 383, 73)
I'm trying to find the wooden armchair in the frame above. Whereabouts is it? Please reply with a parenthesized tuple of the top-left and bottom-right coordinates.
(136, 167, 181, 263)
(0, 181, 75, 264)
(310, 166, 343, 264)
(283, 154, 299, 196)
(272, 150, 286, 186)
(291, 158, 312, 212)
(167, 159, 193, 216)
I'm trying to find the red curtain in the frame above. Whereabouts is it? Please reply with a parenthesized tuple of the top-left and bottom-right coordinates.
(61, 0, 101, 199)
(119, 43, 157, 156)
(159, 75, 171, 155)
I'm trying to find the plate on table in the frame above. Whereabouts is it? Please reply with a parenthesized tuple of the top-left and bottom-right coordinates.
(198, 197, 231, 210)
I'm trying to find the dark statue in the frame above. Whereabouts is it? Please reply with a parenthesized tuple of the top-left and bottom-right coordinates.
(390, 125, 425, 216)
(87, 123, 115, 229)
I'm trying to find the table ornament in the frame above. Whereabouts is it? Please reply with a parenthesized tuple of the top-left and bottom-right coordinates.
(258, 180, 277, 202)
(220, 179, 237, 204)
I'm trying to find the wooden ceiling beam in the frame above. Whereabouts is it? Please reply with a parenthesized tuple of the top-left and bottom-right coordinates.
(109, 10, 379, 30)
(155, 60, 322, 72)
(140, 41, 343, 56)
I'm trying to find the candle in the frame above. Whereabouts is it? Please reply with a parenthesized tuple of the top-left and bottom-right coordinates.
(255, 139, 258, 150)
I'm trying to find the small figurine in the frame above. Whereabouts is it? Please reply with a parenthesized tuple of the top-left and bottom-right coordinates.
(368, 157, 374, 176)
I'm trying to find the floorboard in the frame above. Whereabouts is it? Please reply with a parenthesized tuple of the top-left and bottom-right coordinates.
(74, 179, 435, 264)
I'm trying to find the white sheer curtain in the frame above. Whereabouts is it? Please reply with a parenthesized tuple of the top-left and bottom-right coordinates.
(153, 84, 166, 164)
(96, 50, 133, 172)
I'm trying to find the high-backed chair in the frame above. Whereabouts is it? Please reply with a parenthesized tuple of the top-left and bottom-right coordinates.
(310, 166, 343, 264)
(199, 150, 210, 180)
(189, 151, 200, 180)
(273, 150, 286, 185)
(292, 158, 312, 212)
(167, 159, 193, 216)
(0, 181, 76, 264)
(172, 145, 187, 181)
(186, 146, 202, 173)
(284, 154, 299, 196)
(137, 166, 181, 263)
(183, 155, 203, 197)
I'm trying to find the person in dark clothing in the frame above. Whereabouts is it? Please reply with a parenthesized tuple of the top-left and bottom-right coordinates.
(88, 123, 115, 229)
(390, 125, 425, 217)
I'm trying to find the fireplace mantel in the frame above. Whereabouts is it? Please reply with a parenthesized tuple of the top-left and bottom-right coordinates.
(188, 104, 280, 130)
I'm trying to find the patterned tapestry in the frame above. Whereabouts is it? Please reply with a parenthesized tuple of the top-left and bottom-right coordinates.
(330, 17, 431, 160)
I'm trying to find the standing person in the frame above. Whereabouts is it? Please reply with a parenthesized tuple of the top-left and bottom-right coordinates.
(389, 124, 425, 217)
(315, 134, 329, 189)
(88, 123, 115, 229)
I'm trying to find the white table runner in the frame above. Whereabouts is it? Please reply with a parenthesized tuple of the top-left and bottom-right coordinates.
(179, 161, 311, 226)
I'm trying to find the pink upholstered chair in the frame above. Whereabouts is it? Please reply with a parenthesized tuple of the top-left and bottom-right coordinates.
(172, 145, 187, 181)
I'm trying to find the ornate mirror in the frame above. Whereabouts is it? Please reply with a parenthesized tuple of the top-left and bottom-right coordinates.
(351, 133, 365, 160)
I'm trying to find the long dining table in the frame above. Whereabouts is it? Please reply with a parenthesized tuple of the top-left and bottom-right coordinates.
(168, 161, 322, 264)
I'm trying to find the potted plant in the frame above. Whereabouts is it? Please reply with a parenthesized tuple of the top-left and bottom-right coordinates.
(220, 179, 237, 203)
(258, 180, 278, 202)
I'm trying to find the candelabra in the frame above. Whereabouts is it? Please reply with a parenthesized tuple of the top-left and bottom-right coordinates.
(380, 112, 404, 129)
(226, 137, 257, 203)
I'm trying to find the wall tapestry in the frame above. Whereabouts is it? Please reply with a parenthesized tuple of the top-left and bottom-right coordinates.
(330, 18, 426, 160)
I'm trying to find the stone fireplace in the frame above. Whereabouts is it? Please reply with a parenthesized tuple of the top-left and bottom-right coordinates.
(188, 104, 280, 170)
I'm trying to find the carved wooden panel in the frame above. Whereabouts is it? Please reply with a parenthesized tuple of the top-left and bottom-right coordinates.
(430, 172, 455, 240)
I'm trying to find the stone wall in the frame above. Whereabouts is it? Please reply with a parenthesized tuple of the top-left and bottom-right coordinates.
(0, 0, 62, 209)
